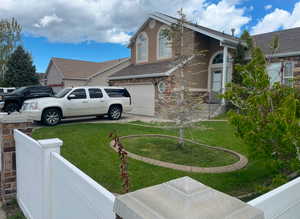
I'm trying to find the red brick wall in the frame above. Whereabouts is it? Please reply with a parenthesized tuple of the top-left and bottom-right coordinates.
(0, 120, 32, 202)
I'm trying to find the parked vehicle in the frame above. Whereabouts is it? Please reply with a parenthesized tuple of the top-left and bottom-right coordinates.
(21, 86, 132, 126)
(0, 86, 54, 113)
(0, 87, 16, 95)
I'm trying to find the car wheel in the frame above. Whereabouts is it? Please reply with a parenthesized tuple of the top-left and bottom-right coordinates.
(4, 102, 19, 113)
(42, 109, 61, 126)
(108, 105, 122, 120)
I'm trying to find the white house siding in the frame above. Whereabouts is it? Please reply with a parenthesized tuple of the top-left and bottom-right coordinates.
(63, 79, 87, 88)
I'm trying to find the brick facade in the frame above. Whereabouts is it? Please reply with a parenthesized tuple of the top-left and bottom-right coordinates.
(0, 115, 32, 202)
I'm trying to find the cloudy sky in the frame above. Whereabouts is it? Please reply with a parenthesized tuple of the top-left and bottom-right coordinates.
(1, 0, 300, 72)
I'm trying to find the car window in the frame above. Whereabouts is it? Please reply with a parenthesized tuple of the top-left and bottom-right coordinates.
(7, 89, 15, 93)
(69, 89, 87, 99)
(0, 89, 4, 93)
(104, 89, 130, 98)
(56, 88, 72, 98)
(88, 88, 103, 99)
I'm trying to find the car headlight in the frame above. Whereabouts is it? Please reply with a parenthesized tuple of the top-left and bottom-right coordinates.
(29, 102, 38, 110)
(23, 102, 38, 111)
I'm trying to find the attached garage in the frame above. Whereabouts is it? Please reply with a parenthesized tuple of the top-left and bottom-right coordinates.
(123, 84, 155, 116)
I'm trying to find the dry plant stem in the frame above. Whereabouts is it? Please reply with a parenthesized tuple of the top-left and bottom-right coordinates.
(109, 132, 130, 193)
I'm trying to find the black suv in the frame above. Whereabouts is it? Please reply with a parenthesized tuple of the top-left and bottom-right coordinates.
(0, 86, 54, 113)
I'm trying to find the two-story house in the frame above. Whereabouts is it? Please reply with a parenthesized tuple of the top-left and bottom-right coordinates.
(109, 12, 300, 118)
(109, 12, 240, 118)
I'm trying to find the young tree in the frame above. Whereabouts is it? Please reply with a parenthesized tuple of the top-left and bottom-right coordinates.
(223, 38, 300, 173)
(232, 30, 253, 85)
(0, 18, 22, 81)
(161, 9, 204, 147)
(5, 45, 38, 87)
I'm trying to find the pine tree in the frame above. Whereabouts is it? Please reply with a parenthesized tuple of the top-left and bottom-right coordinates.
(4, 45, 38, 87)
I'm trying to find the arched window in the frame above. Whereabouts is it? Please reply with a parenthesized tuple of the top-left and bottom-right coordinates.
(212, 53, 223, 64)
(136, 32, 148, 63)
(158, 27, 172, 59)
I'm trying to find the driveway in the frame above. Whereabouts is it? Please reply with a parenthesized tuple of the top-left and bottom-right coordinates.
(32, 113, 172, 127)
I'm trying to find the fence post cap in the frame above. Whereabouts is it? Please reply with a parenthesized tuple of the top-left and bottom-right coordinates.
(38, 138, 63, 148)
(113, 176, 264, 219)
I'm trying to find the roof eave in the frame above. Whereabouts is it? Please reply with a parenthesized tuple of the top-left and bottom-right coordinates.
(109, 72, 169, 80)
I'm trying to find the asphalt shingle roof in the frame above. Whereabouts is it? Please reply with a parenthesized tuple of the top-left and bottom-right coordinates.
(51, 57, 127, 79)
(109, 60, 174, 79)
(252, 27, 300, 55)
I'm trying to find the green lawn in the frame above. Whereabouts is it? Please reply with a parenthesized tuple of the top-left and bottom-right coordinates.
(122, 136, 238, 167)
(32, 121, 278, 197)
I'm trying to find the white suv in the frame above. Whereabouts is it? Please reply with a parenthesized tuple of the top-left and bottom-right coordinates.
(21, 86, 132, 126)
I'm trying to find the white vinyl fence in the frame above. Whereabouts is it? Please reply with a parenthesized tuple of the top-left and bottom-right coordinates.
(248, 176, 300, 219)
(14, 129, 300, 219)
(14, 129, 115, 219)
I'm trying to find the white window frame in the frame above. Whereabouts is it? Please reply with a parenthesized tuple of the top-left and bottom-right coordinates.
(157, 25, 172, 60)
(282, 62, 294, 87)
(136, 32, 149, 63)
(267, 62, 294, 87)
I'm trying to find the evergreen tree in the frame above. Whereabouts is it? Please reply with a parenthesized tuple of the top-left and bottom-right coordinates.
(4, 45, 38, 87)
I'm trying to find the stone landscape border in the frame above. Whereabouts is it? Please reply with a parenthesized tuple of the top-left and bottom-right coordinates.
(110, 134, 248, 173)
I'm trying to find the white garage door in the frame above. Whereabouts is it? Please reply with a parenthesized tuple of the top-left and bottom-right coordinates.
(124, 84, 155, 116)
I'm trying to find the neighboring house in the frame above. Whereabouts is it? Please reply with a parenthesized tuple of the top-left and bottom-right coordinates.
(46, 57, 130, 93)
(253, 28, 300, 89)
(109, 12, 300, 118)
(35, 73, 47, 85)
(109, 12, 240, 117)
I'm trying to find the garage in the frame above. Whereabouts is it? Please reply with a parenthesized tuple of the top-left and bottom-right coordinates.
(123, 84, 155, 116)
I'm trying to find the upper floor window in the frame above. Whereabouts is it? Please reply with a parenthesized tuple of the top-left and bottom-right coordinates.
(136, 32, 148, 63)
(158, 27, 172, 59)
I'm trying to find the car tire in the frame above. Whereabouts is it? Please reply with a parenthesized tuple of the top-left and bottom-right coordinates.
(4, 102, 19, 113)
(42, 108, 61, 126)
(108, 105, 122, 120)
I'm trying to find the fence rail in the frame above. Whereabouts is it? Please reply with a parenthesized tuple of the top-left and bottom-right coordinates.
(14, 129, 115, 219)
(14, 129, 300, 219)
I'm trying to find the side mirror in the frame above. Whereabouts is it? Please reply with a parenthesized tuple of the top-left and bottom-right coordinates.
(67, 94, 76, 100)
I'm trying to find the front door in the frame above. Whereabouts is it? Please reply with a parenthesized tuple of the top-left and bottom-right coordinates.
(211, 70, 222, 103)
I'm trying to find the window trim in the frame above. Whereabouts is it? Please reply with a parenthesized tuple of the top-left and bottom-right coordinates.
(136, 32, 149, 63)
(283, 62, 294, 87)
(157, 25, 172, 60)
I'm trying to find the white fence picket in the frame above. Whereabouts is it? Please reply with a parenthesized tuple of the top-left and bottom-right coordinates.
(14, 129, 115, 219)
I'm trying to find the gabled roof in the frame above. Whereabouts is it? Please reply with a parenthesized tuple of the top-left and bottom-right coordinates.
(252, 27, 300, 57)
(49, 57, 129, 80)
(129, 12, 241, 47)
(109, 60, 176, 80)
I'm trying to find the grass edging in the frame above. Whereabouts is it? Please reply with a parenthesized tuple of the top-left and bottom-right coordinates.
(111, 134, 248, 173)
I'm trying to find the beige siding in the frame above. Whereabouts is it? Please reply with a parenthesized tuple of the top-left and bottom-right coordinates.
(63, 79, 87, 87)
(46, 62, 63, 86)
(87, 60, 131, 86)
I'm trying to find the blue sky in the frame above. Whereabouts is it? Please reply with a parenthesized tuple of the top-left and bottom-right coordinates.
(1, 0, 300, 72)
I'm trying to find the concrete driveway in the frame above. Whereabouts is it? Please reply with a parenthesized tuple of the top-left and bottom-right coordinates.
(32, 113, 171, 127)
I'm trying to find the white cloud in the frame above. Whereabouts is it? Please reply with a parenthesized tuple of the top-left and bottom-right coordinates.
(0, 0, 250, 44)
(192, 0, 251, 35)
(252, 2, 300, 35)
(264, 5, 272, 10)
(34, 14, 63, 28)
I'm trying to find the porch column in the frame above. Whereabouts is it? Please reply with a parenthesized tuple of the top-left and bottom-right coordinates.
(221, 45, 228, 105)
